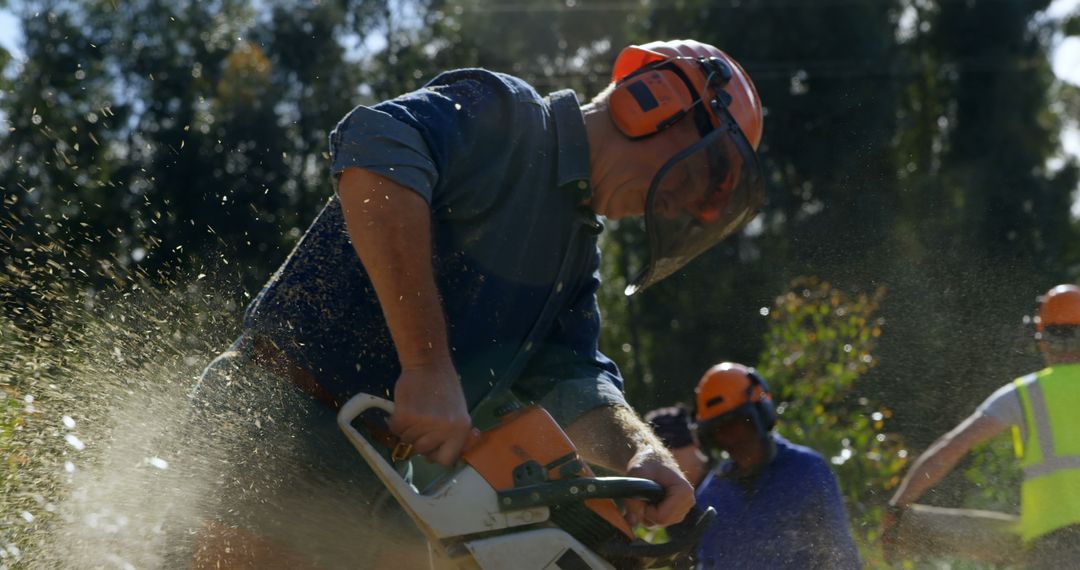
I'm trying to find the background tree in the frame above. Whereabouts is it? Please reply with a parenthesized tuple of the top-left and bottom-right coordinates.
(597, 0, 908, 411)
(2, 0, 1079, 566)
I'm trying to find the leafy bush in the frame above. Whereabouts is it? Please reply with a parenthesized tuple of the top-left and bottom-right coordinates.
(757, 277, 908, 566)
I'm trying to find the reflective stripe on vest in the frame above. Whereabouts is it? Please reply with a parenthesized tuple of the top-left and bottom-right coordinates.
(1013, 365, 1080, 543)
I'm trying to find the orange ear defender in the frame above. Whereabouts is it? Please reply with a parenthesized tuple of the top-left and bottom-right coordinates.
(609, 64, 697, 138)
(609, 56, 734, 139)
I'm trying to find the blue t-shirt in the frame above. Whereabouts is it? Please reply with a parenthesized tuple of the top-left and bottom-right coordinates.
(694, 435, 861, 569)
(242, 69, 626, 427)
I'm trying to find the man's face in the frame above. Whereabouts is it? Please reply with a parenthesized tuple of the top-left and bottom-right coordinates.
(705, 415, 758, 454)
(593, 117, 703, 220)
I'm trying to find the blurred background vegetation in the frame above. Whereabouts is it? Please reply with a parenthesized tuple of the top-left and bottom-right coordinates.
(2, 0, 1079, 566)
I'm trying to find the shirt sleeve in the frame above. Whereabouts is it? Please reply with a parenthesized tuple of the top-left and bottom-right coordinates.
(328, 70, 521, 209)
(329, 106, 438, 201)
(513, 248, 628, 428)
(975, 380, 1025, 427)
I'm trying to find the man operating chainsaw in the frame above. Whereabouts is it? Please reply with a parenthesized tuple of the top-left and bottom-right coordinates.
(190, 39, 765, 568)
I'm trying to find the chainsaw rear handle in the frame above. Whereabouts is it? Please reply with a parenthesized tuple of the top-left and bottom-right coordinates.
(339, 392, 483, 460)
(339, 393, 556, 543)
(337, 393, 405, 472)
(339, 391, 396, 420)
(496, 477, 666, 510)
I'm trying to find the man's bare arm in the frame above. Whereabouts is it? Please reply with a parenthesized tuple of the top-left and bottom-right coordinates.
(336, 167, 471, 466)
(337, 167, 448, 367)
(567, 405, 695, 527)
(889, 412, 1008, 508)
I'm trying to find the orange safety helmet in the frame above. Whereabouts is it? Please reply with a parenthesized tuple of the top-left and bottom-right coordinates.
(694, 362, 776, 437)
(1037, 284, 1080, 349)
(1037, 284, 1080, 331)
(610, 40, 767, 295)
(609, 39, 763, 149)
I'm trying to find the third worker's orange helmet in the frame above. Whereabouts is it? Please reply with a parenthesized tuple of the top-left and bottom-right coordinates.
(1038, 284, 1080, 332)
(1037, 284, 1080, 346)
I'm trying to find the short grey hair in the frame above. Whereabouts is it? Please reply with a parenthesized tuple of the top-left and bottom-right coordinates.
(589, 82, 617, 108)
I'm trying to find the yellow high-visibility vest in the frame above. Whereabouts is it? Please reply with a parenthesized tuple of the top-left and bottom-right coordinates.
(1012, 364, 1080, 543)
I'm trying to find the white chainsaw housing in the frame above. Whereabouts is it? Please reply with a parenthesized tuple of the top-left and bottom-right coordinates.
(337, 393, 616, 569)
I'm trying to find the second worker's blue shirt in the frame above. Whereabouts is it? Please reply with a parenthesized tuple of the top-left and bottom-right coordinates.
(694, 435, 861, 569)
(242, 69, 627, 427)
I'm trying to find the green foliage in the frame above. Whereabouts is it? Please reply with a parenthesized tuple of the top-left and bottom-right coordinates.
(0, 43, 9, 88)
(758, 277, 907, 567)
(1064, 14, 1080, 37)
(961, 433, 1022, 514)
(0, 0, 366, 299)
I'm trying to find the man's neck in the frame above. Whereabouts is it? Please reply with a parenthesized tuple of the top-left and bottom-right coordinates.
(580, 103, 618, 209)
(729, 435, 777, 478)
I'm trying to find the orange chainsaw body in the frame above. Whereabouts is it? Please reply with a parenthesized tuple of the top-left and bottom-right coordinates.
(461, 405, 635, 540)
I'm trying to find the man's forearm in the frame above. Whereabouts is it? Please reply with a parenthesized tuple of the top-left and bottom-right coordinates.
(567, 404, 695, 527)
(890, 432, 970, 507)
(566, 404, 675, 472)
(337, 167, 450, 368)
(337, 167, 473, 465)
(890, 413, 1005, 507)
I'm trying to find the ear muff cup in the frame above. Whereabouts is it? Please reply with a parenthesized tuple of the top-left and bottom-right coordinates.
(609, 66, 697, 139)
(746, 370, 776, 432)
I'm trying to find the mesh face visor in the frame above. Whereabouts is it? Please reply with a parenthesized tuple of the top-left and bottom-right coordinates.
(625, 105, 764, 295)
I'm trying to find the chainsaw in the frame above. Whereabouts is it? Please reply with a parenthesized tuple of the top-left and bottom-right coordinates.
(337, 393, 715, 569)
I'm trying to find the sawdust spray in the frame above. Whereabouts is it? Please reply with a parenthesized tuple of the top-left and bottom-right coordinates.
(0, 221, 424, 568)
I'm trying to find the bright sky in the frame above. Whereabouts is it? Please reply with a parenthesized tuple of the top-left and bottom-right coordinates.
(1044, 0, 1080, 215)
(0, 9, 21, 62)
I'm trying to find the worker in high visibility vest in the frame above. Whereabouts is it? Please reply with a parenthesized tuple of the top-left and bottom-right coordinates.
(885, 284, 1080, 567)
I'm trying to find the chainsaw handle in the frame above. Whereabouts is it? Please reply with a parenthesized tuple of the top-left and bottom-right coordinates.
(596, 505, 717, 562)
(496, 476, 666, 510)
(338, 393, 482, 460)
(339, 391, 396, 421)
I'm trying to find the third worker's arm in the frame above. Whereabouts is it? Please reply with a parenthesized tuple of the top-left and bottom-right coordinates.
(888, 412, 1007, 510)
(337, 167, 471, 467)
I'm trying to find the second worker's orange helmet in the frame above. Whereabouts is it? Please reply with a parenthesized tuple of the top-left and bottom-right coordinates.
(694, 362, 776, 434)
